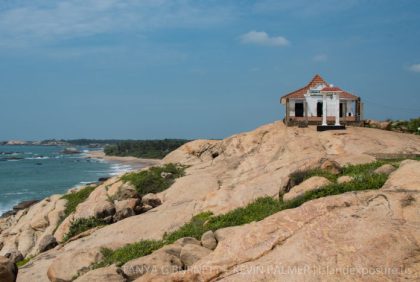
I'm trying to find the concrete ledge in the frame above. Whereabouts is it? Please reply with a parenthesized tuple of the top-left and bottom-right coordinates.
(317, 125, 346, 131)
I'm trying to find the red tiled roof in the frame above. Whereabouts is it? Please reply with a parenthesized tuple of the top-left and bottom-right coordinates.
(320, 86, 342, 92)
(280, 74, 358, 102)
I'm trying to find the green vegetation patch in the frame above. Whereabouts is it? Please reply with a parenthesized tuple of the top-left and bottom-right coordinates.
(16, 256, 32, 267)
(93, 160, 399, 269)
(122, 163, 186, 195)
(61, 185, 96, 219)
(95, 240, 165, 268)
(63, 217, 107, 242)
(104, 139, 190, 159)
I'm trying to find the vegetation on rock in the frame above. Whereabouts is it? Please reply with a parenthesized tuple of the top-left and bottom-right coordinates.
(63, 217, 107, 242)
(94, 160, 395, 268)
(104, 139, 190, 159)
(121, 163, 186, 195)
(61, 185, 97, 219)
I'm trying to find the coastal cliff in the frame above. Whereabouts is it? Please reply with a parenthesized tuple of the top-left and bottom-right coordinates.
(1, 122, 420, 281)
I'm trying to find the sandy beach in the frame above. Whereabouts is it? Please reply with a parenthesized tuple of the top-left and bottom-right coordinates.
(86, 150, 161, 169)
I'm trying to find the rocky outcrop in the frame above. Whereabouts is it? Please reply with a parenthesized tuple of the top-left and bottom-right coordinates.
(12, 123, 420, 282)
(0, 195, 67, 258)
(144, 160, 420, 281)
(47, 248, 103, 282)
(282, 176, 331, 201)
(0, 256, 17, 282)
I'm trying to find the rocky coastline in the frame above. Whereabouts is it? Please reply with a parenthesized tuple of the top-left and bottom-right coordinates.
(1, 122, 419, 282)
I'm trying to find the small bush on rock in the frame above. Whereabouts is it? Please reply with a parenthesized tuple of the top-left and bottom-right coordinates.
(63, 217, 106, 242)
(121, 163, 186, 195)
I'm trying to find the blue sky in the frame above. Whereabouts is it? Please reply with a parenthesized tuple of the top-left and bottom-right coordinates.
(0, 0, 419, 140)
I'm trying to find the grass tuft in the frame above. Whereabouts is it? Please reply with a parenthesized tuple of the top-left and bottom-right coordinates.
(121, 163, 186, 195)
(63, 217, 106, 242)
(93, 160, 402, 269)
(61, 185, 96, 218)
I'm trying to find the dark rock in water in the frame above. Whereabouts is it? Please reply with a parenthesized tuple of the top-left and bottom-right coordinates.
(36, 163, 42, 165)
(0, 211, 16, 218)
(61, 148, 81, 154)
(0, 256, 18, 282)
(12, 200, 39, 211)
(98, 177, 111, 182)
(38, 235, 58, 253)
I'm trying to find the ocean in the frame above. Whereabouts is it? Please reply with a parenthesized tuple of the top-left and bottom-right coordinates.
(0, 145, 133, 215)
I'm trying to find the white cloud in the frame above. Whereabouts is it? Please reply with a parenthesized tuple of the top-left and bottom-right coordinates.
(408, 64, 420, 73)
(0, 0, 235, 48)
(239, 31, 289, 47)
(313, 54, 328, 62)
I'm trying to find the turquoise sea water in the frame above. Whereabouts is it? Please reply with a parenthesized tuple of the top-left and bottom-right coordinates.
(0, 145, 133, 215)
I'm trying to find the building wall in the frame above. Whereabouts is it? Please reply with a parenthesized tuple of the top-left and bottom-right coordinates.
(289, 95, 355, 117)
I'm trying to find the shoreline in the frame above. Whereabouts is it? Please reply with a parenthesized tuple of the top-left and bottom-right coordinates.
(85, 150, 162, 169)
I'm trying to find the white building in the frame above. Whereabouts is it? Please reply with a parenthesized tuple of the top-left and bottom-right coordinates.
(280, 74, 363, 127)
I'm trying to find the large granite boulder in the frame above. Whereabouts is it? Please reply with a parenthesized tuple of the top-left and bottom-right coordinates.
(74, 265, 126, 282)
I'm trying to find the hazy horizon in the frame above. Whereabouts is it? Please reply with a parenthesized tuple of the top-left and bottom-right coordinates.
(1, 0, 419, 140)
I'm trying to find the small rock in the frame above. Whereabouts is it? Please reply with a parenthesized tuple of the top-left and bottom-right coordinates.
(337, 175, 353, 184)
(141, 194, 162, 208)
(113, 198, 141, 221)
(320, 159, 342, 175)
(122, 250, 182, 280)
(137, 204, 153, 214)
(0, 256, 18, 282)
(98, 177, 111, 182)
(4, 250, 23, 264)
(74, 265, 126, 282)
(180, 244, 212, 267)
(160, 172, 173, 179)
(283, 176, 331, 202)
(38, 235, 58, 253)
(374, 164, 396, 175)
(175, 237, 201, 247)
(201, 230, 217, 250)
(113, 208, 135, 222)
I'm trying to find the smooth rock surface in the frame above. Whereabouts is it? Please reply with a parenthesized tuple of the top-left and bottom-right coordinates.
(283, 176, 331, 201)
(180, 244, 212, 267)
(374, 164, 397, 175)
(201, 230, 217, 250)
(74, 265, 126, 282)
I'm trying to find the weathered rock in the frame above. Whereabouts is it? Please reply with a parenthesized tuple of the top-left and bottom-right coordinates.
(122, 250, 182, 280)
(141, 194, 162, 208)
(374, 164, 396, 175)
(180, 244, 212, 267)
(175, 237, 201, 247)
(283, 176, 331, 202)
(319, 159, 342, 175)
(108, 182, 139, 201)
(47, 248, 103, 282)
(4, 250, 23, 264)
(74, 265, 126, 282)
(13, 200, 39, 211)
(337, 175, 353, 184)
(201, 230, 217, 250)
(13, 124, 420, 281)
(159, 160, 420, 282)
(138, 204, 153, 213)
(113, 198, 140, 221)
(0, 256, 17, 282)
(38, 235, 58, 253)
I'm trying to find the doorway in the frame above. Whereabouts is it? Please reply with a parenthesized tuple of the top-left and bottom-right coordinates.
(295, 102, 304, 117)
(317, 102, 323, 117)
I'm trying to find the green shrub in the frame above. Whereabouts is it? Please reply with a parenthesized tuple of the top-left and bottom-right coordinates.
(61, 185, 96, 218)
(63, 217, 106, 242)
(289, 168, 337, 185)
(96, 240, 165, 267)
(163, 212, 213, 243)
(122, 163, 186, 195)
(16, 256, 32, 267)
(93, 160, 395, 269)
(104, 139, 190, 159)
